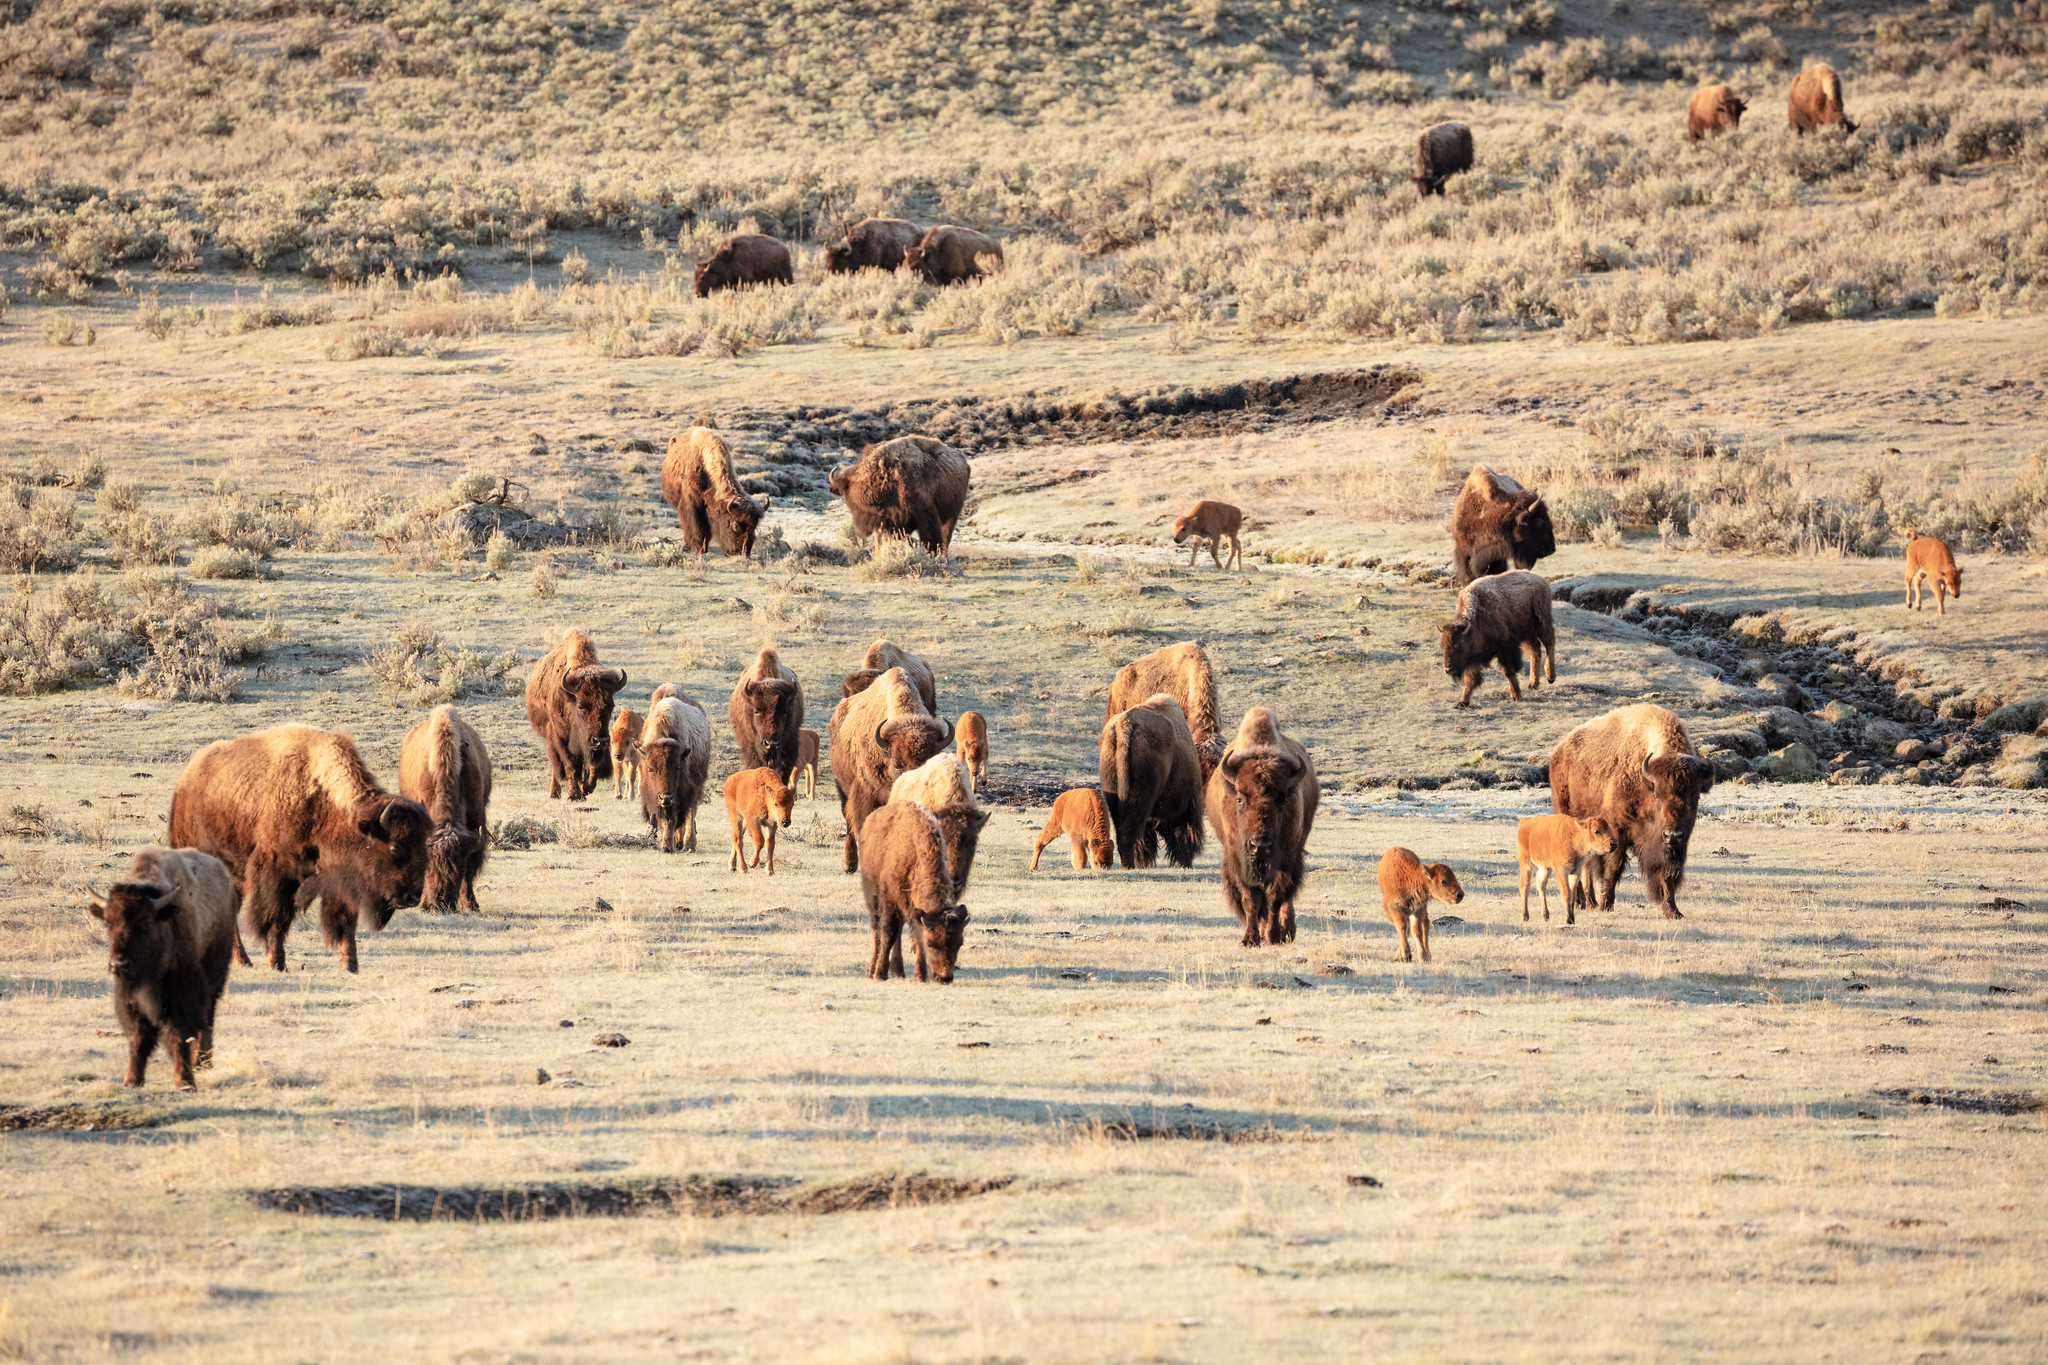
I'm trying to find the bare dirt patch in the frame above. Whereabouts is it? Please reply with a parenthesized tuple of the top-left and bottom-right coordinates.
(0, 1103, 163, 1133)
(252, 1172, 1012, 1222)
(1874, 1088, 2045, 1116)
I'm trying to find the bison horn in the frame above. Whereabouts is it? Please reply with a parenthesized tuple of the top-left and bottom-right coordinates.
(87, 883, 108, 918)
(379, 802, 404, 835)
(874, 720, 891, 749)
(1219, 747, 1244, 781)
(940, 715, 954, 746)
(149, 885, 177, 912)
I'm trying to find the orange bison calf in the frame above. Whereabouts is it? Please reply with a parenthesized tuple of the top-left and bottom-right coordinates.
(1172, 500, 1243, 571)
(859, 802, 970, 983)
(1441, 569, 1556, 707)
(1377, 848, 1464, 964)
(957, 710, 988, 790)
(1517, 814, 1618, 925)
(796, 727, 821, 800)
(725, 767, 796, 875)
(610, 707, 643, 799)
(1031, 788, 1115, 871)
(88, 848, 237, 1091)
(1904, 528, 1961, 614)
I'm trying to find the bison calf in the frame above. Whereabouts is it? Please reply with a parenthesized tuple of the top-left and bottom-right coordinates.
(1441, 569, 1556, 707)
(957, 711, 988, 791)
(725, 767, 796, 875)
(796, 727, 821, 800)
(611, 707, 643, 799)
(1904, 528, 1961, 614)
(1031, 788, 1114, 872)
(1172, 500, 1243, 572)
(1377, 848, 1464, 964)
(89, 848, 236, 1090)
(1516, 814, 1618, 925)
(858, 802, 969, 983)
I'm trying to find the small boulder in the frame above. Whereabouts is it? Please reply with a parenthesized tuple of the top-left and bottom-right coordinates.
(1863, 717, 1909, 748)
(1895, 738, 1936, 763)
(1816, 700, 1861, 728)
(1760, 742, 1821, 783)
(1827, 766, 1877, 786)
(1757, 674, 1809, 712)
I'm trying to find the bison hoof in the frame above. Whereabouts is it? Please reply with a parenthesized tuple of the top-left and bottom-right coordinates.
(1662, 906, 1685, 919)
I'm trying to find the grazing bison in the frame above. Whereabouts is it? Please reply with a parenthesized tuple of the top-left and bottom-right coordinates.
(903, 225, 1003, 285)
(1030, 788, 1115, 871)
(640, 694, 711, 853)
(1414, 121, 1474, 196)
(694, 232, 794, 297)
(890, 753, 989, 898)
(1173, 500, 1244, 571)
(829, 665, 953, 873)
(611, 707, 643, 800)
(398, 705, 491, 914)
(1550, 704, 1715, 919)
(525, 629, 627, 801)
(730, 647, 805, 783)
(1451, 464, 1557, 587)
(824, 217, 922, 275)
(1788, 63, 1855, 135)
(169, 726, 429, 973)
(1099, 693, 1206, 870)
(1107, 641, 1223, 780)
(829, 437, 971, 561)
(1440, 569, 1557, 707)
(1688, 83, 1747, 141)
(663, 427, 771, 560)
(725, 767, 796, 875)
(1517, 813, 1618, 925)
(859, 801, 969, 983)
(1205, 708, 1319, 948)
(862, 640, 938, 714)
(88, 848, 236, 1090)
(1904, 528, 1962, 614)
(796, 727, 821, 800)
(957, 710, 987, 791)
(1377, 848, 1464, 964)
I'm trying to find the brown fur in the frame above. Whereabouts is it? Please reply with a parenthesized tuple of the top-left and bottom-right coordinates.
(88, 848, 236, 1090)
(1440, 570, 1557, 707)
(824, 217, 922, 275)
(640, 694, 711, 853)
(1904, 528, 1962, 614)
(169, 725, 429, 973)
(841, 668, 884, 700)
(1414, 121, 1474, 196)
(611, 707, 643, 799)
(525, 628, 626, 800)
(1172, 500, 1244, 571)
(1789, 63, 1856, 135)
(1205, 708, 1319, 948)
(693, 232, 793, 296)
(1688, 83, 1747, 141)
(957, 710, 988, 790)
(662, 427, 770, 560)
(1098, 693, 1206, 870)
(1030, 788, 1116, 871)
(729, 647, 805, 782)
(725, 767, 796, 875)
(1377, 848, 1465, 964)
(829, 666, 953, 873)
(890, 753, 990, 898)
(1517, 814, 1618, 925)
(902, 225, 1004, 285)
(1106, 641, 1223, 780)
(398, 705, 491, 914)
(828, 437, 972, 560)
(858, 801, 969, 983)
(862, 640, 938, 714)
(1550, 704, 1715, 919)
(1451, 465, 1556, 586)
(796, 727, 821, 800)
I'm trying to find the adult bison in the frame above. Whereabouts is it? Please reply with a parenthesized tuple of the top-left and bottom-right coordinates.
(1788, 63, 1855, 135)
(398, 704, 491, 913)
(862, 640, 937, 715)
(641, 693, 711, 853)
(663, 426, 770, 560)
(1451, 464, 1556, 587)
(828, 436, 971, 561)
(859, 802, 970, 984)
(694, 232, 793, 297)
(824, 217, 922, 275)
(730, 647, 804, 783)
(1687, 83, 1747, 141)
(1098, 693, 1205, 870)
(1414, 121, 1474, 196)
(829, 666, 953, 873)
(525, 628, 627, 800)
(890, 753, 989, 898)
(1440, 570, 1557, 707)
(903, 225, 1003, 285)
(1549, 704, 1716, 919)
(1205, 708, 1319, 948)
(88, 848, 236, 1090)
(169, 726, 430, 973)
(1107, 642, 1223, 780)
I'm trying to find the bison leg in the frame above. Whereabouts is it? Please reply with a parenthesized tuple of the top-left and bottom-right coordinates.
(1935, 579, 1947, 615)
(762, 822, 777, 875)
(1414, 909, 1432, 964)
(168, 1031, 198, 1091)
(1206, 536, 1224, 571)
(1274, 896, 1297, 944)
(1239, 886, 1269, 948)
(1519, 861, 1533, 922)
(1030, 823, 1058, 871)
(124, 1016, 157, 1087)
(1594, 845, 1627, 913)
(318, 895, 360, 973)
(232, 928, 253, 968)
(1499, 654, 1523, 701)
(1069, 830, 1089, 870)
(1393, 909, 1413, 963)
(1455, 671, 1478, 708)
(243, 858, 298, 972)
(1638, 844, 1685, 919)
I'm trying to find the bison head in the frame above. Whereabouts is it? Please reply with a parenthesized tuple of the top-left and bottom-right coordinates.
(1510, 496, 1556, 565)
(824, 243, 852, 274)
(562, 665, 628, 779)
(1217, 745, 1308, 882)
(421, 822, 482, 913)
(1439, 616, 1482, 680)
(1577, 816, 1620, 859)
(902, 244, 933, 283)
(841, 668, 883, 699)
(1171, 513, 1198, 544)
(876, 714, 953, 783)
(714, 494, 768, 558)
(1642, 753, 1715, 859)
(742, 678, 799, 766)
(827, 464, 855, 497)
(88, 881, 177, 980)
(1423, 862, 1466, 905)
(640, 736, 687, 840)
(1722, 91, 1748, 122)
(693, 251, 732, 299)
(351, 796, 432, 924)
(913, 905, 969, 983)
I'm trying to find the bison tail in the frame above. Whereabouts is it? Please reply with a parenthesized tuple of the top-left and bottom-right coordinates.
(1163, 814, 1203, 869)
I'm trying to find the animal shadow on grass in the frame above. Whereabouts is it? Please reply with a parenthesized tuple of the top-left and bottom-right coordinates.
(761, 1090, 1335, 1143)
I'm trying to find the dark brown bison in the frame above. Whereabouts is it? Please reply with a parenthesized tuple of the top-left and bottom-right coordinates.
(1788, 63, 1855, 135)
(890, 753, 989, 899)
(829, 437, 971, 561)
(1414, 121, 1474, 196)
(903, 225, 1004, 285)
(829, 665, 953, 873)
(1204, 708, 1319, 948)
(859, 801, 969, 983)
(1550, 704, 1716, 919)
(1451, 464, 1556, 587)
(862, 640, 937, 714)
(525, 628, 627, 800)
(841, 667, 884, 699)
(1688, 83, 1747, 141)
(1107, 641, 1223, 780)
(399, 704, 491, 913)
(730, 646, 805, 783)
(694, 232, 793, 297)
(88, 848, 236, 1090)
(169, 726, 430, 973)
(824, 217, 922, 275)
(662, 426, 770, 560)
(1099, 693, 1205, 870)
(1440, 570, 1557, 707)
(641, 693, 711, 853)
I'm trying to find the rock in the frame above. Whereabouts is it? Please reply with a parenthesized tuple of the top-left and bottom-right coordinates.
(1954, 764, 1997, 788)
(1892, 693, 1932, 722)
(1701, 726, 1767, 759)
(592, 1032, 630, 1048)
(1816, 700, 1861, 728)
(434, 501, 579, 548)
(620, 437, 657, 454)
(1322, 964, 1356, 976)
(1701, 748, 1754, 781)
(1828, 766, 1877, 786)
(1982, 700, 2047, 734)
(1346, 1174, 1384, 1188)
(1879, 767, 1930, 787)
(1863, 717, 1909, 748)
(1760, 742, 1820, 783)
(1896, 738, 1936, 763)
(1756, 708, 1813, 750)
(1757, 674, 1809, 712)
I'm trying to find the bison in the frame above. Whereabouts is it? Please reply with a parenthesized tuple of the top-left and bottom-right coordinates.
(829, 665, 953, 873)
(1414, 121, 1474, 196)
(1099, 692, 1206, 870)
(1030, 788, 1115, 871)
(890, 753, 989, 898)
(828, 436, 971, 561)
(1904, 528, 1961, 614)
(1788, 63, 1855, 135)
(1377, 848, 1464, 964)
(824, 217, 922, 275)
(1688, 83, 1747, 141)
(169, 725, 429, 973)
(1173, 500, 1243, 572)
(725, 766, 796, 875)
(1516, 813, 1618, 925)
(1107, 641, 1224, 780)
(903, 225, 1003, 285)
(858, 801, 969, 983)
(730, 646, 805, 783)
(1550, 704, 1716, 919)
(663, 426, 771, 560)
(611, 707, 643, 800)
(957, 710, 988, 791)
(88, 848, 236, 1090)
(796, 727, 821, 800)
(398, 704, 491, 914)
(1440, 569, 1557, 707)
(840, 667, 884, 700)
(1204, 708, 1319, 947)
(694, 232, 793, 297)
(1451, 464, 1556, 587)
(640, 693, 711, 853)
(862, 640, 938, 714)
(525, 628, 626, 800)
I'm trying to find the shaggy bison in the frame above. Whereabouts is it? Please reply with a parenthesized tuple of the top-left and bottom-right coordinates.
(1451, 464, 1556, 587)
(1688, 83, 1747, 141)
(1107, 641, 1223, 780)
(725, 767, 796, 875)
(828, 437, 971, 561)
(169, 726, 429, 973)
(859, 801, 970, 983)
(903, 225, 1003, 285)
(1377, 848, 1464, 964)
(1099, 693, 1205, 870)
(88, 848, 236, 1090)
(730, 647, 805, 783)
(957, 710, 988, 790)
(525, 628, 626, 800)
(862, 640, 937, 714)
(694, 232, 793, 297)
(1414, 121, 1474, 196)
(663, 426, 771, 560)
(398, 704, 491, 914)
(1788, 63, 1855, 135)
(1173, 500, 1243, 572)
(1550, 704, 1716, 919)
(1904, 528, 1962, 614)
(1030, 788, 1115, 871)
(1205, 708, 1319, 948)
(1517, 813, 1618, 925)
(829, 665, 953, 873)
(641, 693, 711, 853)
(1440, 570, 1557, 707)
(890, 753, 989, 898)
(824, 217, 922, 275)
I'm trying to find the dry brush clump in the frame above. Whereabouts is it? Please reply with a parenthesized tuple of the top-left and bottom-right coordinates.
(363, 616, 522, 707)
(0, 570, 274, 700)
